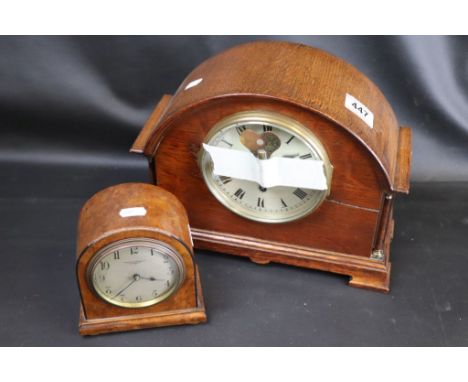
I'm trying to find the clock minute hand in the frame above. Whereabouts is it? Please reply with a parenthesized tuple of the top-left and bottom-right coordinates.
(113, 274, 141, 298)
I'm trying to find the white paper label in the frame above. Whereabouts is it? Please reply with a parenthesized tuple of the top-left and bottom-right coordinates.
(203, 144, 327, 190)
(184, 78, 203, 90)
(345, 93, 374, 129)
(119, 207, 147, 218)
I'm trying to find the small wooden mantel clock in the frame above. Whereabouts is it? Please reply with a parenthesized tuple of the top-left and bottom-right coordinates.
(76, 183, 206, 335)
(131, 41, 412, 293)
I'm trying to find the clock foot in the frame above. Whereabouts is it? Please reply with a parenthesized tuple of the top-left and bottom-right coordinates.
(348, 263, 391, 293)
(250, 257, 271, 265)
(79, 306, 207, 336)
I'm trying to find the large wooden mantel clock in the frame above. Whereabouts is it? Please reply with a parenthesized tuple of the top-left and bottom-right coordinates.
(131, 41, 412, 293)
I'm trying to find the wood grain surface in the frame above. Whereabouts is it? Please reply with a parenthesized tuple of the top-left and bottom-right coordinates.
(131, 41, 412, 292)
(76, 183, 207, 335)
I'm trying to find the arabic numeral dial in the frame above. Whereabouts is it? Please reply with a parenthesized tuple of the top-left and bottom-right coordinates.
(88, 240, 184, 308)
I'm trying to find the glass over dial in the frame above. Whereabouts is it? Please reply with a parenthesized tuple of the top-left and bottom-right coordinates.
(88, 239, 185, 308)
(200, 111, 332, 223)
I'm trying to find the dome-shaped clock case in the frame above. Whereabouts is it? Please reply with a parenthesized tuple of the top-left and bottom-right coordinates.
(131, 41, 412, 293)
(76, 183, 207, 335)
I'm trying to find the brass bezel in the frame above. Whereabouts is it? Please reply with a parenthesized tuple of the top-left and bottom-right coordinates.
(199, 110, 333, 224)
(87, 238, 185, 309)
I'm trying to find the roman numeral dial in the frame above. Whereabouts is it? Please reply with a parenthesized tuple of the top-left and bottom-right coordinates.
(293, 188, 308, 200)
(236, 125, 246, 135)
(234, 188, 246, 199)
(201, 111, 331, 223)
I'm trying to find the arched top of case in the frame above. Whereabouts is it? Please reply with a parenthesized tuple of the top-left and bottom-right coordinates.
(76, 183, 192, 258)
(133, 41, 411, 192)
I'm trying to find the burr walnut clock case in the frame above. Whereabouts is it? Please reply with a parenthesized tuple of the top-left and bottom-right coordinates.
(131, 41, 412, 293)
(76, 183, 206, 335)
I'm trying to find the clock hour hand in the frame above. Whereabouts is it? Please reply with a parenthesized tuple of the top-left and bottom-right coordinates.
(282, 153, 299, 158)
(139, 275, 165, 282)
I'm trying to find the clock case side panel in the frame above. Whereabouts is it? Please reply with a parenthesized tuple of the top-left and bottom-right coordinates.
(130, 95, 173, 184)
(131, 96, 395, 292)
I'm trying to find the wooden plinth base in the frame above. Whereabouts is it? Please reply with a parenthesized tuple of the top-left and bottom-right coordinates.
(348, 263, 391, 293)
(79, 272, 207, 336)
(192, 228, 392, 293)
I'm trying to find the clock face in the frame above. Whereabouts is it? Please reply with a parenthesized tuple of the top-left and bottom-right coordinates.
(200, 111, 332, 223)
(88, 239, 185, 308)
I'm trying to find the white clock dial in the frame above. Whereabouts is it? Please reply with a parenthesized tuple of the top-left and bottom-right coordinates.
(88, 239, 184, 308)
(200, 111, 332, 223)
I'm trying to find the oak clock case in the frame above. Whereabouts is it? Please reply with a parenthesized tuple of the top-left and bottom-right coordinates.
(131, 41, 412, 293)
(76, 183, 207, 336)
